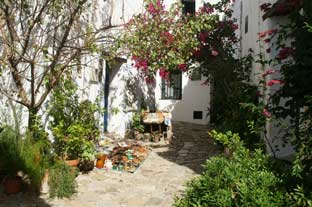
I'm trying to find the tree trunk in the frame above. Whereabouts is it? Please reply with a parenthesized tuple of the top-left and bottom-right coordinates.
(28, 107, 39, 133)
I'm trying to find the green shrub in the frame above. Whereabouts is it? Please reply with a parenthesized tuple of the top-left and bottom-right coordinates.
(174, 131, 287, 207)
(48, 161, 77, 198)
(132, 112, 144, 133)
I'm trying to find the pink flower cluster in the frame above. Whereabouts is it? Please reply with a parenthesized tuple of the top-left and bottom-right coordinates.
(262, 108, 272, 118)
(277, 47, 295, 60)
(258, 29, 278, 38)
(262, 68, 275, 77)
(147, 0, 164, 15)
(132, 55, 148, 70)
(161, 31, 174, 45)
(267, 79, 284, 86)
(178, 63, 187, 72)
(159, 68, 169, 79)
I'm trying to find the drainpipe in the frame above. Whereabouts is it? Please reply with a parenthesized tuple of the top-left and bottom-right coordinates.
(104, 62, 110, 132)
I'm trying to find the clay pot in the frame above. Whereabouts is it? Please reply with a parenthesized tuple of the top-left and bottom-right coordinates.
(3, 176, 22, 194)
(65, 159, 79, 167)
(96, 154, 106, 169)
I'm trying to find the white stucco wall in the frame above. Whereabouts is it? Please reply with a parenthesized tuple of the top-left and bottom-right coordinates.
(155, 74, 210, 125)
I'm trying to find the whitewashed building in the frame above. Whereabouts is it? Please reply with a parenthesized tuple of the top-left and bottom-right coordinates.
(82, 0, 221, 137)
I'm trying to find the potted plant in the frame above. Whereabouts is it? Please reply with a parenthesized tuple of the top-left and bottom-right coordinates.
(78, 141, 96, 173)
(0, 126, 47, 194)
(132, 112, 145, 140)
(0, 126, 24, 194)
(63, 124, 87, 166)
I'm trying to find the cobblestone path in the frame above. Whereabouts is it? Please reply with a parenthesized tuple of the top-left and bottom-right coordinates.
(0, 122, 220, 207)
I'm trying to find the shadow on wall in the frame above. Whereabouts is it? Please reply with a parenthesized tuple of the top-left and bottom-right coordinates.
(107, 63, 156, 136)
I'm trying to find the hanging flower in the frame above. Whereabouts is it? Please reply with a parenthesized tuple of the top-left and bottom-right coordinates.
(263, 68, 275, 77)
(258, 31, 266, 38)
(267, 79, 284, 86)
(277, 47, 294, 60)
(159, 68, 169, 78)
(267, 29, 278, 35)
(264, 38, 271, 43)
(178, 63, 187, 72)
(232, 23, 239, 30)
(262, 108, 272, 118)
(148, 3, 158, 14)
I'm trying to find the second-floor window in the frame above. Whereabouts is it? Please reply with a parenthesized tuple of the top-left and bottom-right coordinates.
(182, 0, 195, 15)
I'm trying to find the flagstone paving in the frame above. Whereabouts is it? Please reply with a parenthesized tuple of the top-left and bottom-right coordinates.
(0, 122, 221, 207)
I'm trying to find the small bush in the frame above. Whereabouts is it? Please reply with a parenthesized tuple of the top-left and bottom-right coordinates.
(174, 131, 287, 207)
(48, 161, 77, 198)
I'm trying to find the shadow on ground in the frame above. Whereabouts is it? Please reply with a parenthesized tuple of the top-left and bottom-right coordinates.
(155, 121, 221, 174)
(0, 194, 51, 207)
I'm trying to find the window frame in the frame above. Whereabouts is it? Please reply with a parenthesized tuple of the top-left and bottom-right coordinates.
(161, 71, 182, 100)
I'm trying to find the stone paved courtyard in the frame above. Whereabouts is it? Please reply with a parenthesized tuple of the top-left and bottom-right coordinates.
(0, 122, 220, 207)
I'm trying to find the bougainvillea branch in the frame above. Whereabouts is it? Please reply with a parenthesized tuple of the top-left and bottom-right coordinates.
(116, 0, 237, 81)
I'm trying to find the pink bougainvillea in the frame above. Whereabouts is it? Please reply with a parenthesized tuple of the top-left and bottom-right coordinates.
(159, 68, 169, 78)
(178, 63, 187, 72)
(132, 55, 149, 70)
(267, 79, 284, 86)
(258, 32, 266, 38)
(262, 108, 272, 118)
(267, 29, 278, 35)
(277, 47, 295, 60)
(263, 68, 275, 77)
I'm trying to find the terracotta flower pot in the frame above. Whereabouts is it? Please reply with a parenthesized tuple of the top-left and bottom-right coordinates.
(64, 159, 79, 167)
(3, 176, 22, 195)
(96, 154, 106, 169)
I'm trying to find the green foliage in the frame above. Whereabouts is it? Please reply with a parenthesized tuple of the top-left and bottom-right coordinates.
(174, 131, 286, 207)
(0, 126, 23, 176)
(80, 141, 96, 161)
(49, 79, 99, 159)
(48, 161, 77, 198)
(132, 112, 145, 133)
(0, 126, 48, 192)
